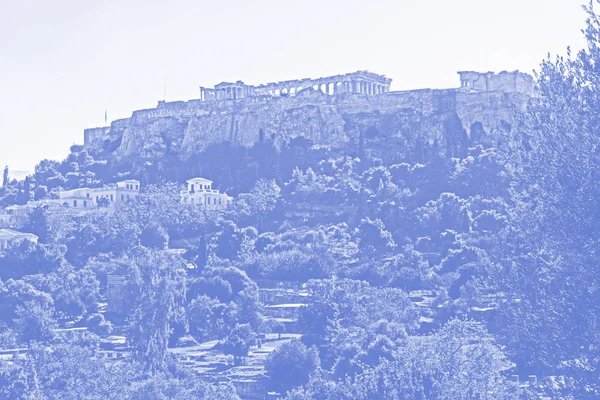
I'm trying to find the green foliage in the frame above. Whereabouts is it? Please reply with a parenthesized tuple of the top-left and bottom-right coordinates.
(85, 313, 113, 336)
(2, 166, 8, 187)
(227, 179, 282, 229)
(299, 278, 419, 341)
(0, 279, 56, 345)
(221, 323, 256, 364)
(187, 295, 236, 342)
(14, 300, 56, 344)
(140, 222, 169, 249)
(22, 204, 51, 242)
(0, 335, 241, 400)
(356, 218, 396, 256)
(288, 319, 524, 400)
(471, 3, 600, 397)
(265, 339, 320, 393)
(0, 241, 64, 280)
(124, 247, 187, 373)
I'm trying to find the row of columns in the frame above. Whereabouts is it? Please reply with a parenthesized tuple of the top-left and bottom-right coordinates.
(324, 80, 388, 95)
(200, 86, 254, 101)
(200, 80, 389, 101)
(265, 80, 389, 97)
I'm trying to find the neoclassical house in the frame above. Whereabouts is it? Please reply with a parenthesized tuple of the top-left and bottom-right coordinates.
(54, 180, 141, 209)
(180, 178, 231, 210)
(0, 229, 38, 251)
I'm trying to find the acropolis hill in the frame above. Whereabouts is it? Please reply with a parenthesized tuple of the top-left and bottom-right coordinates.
(84, 70, 534, 163)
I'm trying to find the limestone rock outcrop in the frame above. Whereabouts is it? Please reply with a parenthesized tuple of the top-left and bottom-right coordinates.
(84, 79, 530, 164)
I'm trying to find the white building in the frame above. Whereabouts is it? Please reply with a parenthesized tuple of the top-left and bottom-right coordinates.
(180, 178, 231, 210)
(55, 180, 141, 209)
(0, 229, 38, 251)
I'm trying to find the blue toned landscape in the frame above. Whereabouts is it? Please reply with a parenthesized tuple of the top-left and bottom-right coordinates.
(1, 1, 600, 399)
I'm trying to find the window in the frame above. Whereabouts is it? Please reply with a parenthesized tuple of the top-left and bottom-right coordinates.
(83, 200, 87, 208)
(110, 195, 113, 201)
(86, 193, 90, 198)
(121, 194, 124, 201)
(219, 198, 222, 205)
(213, 198, 216, 205)
(73, 200, 77, 207)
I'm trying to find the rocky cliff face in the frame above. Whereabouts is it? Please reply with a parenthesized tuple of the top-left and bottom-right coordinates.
(85, 87, 529, 164)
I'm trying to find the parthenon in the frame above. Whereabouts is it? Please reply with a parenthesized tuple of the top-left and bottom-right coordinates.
(199, 70, 392, 101)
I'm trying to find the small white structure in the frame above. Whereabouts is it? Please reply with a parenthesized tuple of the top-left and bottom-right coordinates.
(180, 178, 231, 210)
(0, 229, 38, 251)
(55, 180, 140, 209)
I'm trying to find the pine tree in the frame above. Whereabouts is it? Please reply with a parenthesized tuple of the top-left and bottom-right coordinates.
(2, 166, 8, 187)
(22, 176, 31, 204)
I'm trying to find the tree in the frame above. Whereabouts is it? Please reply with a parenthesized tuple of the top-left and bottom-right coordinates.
(14, 300, 56, 345)
(477, 3, 600, 396)
(356, 218, 396, 257)
(18, 176, 32, 204)
(2, 166, 8, 187)
(140, 222, 169, 249)
(214, 220, 243, 261)
(289, 319, 525, 400)
(0, 279, 56, 346)
(23, 204, 51, 243)
(187, 295, 236, 342)
(265, 339, 320, 394)
(0, 358, 41, 400)
(125, 247, 187, 373)
(221, 323, 256, 365)
(229, 179, 282, 229)
(0, 241, 64, 280)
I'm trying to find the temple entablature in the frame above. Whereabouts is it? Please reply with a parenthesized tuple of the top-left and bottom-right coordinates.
(199, 70, 392, 101)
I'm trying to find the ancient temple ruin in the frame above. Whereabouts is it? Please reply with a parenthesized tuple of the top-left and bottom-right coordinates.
(199, 70, 392, 101)
(457, 70, 535, 96)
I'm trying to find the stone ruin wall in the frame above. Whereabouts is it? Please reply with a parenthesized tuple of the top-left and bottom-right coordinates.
(199, 70, 393, 102)
(459, 70, 535, 97)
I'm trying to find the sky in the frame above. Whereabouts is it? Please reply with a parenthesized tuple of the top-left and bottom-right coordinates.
(0, 0, 589, 174)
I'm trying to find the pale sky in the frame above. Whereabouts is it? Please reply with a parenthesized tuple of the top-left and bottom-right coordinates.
(0, 0, 588, 173)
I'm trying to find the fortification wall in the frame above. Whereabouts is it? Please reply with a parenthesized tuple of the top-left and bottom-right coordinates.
(84, 127, 110, 149)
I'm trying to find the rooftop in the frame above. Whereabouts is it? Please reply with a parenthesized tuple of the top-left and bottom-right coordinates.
(186, 177, 213, 184)
(0, 229, 38, 240)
